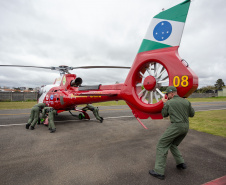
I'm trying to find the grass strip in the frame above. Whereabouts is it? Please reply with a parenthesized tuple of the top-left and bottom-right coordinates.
(0, 101, 37, 110)
(0, 97, 226, 109)
(188, 96, 226, 102)
(189, 110, 226, 137)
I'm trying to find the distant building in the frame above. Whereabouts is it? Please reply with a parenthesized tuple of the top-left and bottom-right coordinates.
(0, 87, 38, 92)
(19, 87, 26, 91)
(0, 88, 14, 92)
(34, 87, 40, 91)
(218, 87, 226, 97)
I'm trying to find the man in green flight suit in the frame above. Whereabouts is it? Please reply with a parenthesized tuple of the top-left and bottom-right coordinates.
(41, 107, 57, 133)
(26, 103, 47, 130)
(82, 104, 103, 123)
(149, 86, 195, 180)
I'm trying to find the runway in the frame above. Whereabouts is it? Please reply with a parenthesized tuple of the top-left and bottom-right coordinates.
(0, 102, 226, 185)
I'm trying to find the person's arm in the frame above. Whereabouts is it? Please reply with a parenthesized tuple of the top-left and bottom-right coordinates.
(161, 97, 169, 117)
(86, 104, 95, 111)
(82, 105, 88, 111)
(161, 103, 169, 117)
(41, 108, 47, 119)
(189, 102, 195, 117)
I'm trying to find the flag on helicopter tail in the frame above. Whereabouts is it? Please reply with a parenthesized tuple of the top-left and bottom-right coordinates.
(138, 0, 191, 53)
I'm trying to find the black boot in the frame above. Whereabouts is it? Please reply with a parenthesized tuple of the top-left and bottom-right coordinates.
(99, 117, 104, 123)
(50, 128, 56, 133)
(176, 163, 187, 169)
(26, 124, 30, 129)
(37, 118, 40, 125)
(30, 126, 35, 130)
(149, 170, 165, 180)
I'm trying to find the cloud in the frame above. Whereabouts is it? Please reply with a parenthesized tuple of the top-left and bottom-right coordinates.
(0, 0, 226, 89)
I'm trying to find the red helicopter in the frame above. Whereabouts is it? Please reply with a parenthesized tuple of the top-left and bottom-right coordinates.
(0, 0, 198, 128)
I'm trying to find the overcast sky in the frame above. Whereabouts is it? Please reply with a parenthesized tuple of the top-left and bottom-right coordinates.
(0, 0, 225, 89)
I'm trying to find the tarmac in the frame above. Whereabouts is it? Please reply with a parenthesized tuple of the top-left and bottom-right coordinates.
(0, 103, 226, 185)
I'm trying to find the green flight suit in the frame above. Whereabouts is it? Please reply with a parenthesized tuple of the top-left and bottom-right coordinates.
(154, 95, 195, 175)
(41, 107, 57, 130)
(82, 104, 103, 122)
(27, 103, 46, 127)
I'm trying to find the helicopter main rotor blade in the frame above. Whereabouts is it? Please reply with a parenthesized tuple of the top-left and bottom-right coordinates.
(72, 66, 130, 69)
(0, 65, 130, 75)
(0, 65, 52, 69)
(0, 65, 130, 69)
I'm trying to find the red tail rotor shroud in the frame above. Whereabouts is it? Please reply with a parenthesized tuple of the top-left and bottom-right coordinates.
(121, 46, 198, 119)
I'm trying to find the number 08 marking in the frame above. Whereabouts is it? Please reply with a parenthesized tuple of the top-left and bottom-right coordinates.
(173, 76, 189, 87)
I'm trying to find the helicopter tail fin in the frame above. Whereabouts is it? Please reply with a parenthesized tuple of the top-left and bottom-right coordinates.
(138, 0, 191, 53)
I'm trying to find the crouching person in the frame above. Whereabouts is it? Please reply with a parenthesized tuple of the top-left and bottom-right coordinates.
(82, 104, 103, 123)
(41, 107, 57, 133)
(26, 103, 46, 130)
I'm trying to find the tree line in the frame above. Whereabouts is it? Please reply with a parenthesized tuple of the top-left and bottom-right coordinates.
(159, 79, 225, 93)
(196, 79, 225, 93)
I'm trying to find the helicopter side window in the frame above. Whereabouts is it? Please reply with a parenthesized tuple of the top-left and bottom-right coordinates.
(38, 87, 45, 99)
(54, 90, 58, 92)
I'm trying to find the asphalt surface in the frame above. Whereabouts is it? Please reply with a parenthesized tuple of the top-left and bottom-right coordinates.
(0, 102, 226, 185)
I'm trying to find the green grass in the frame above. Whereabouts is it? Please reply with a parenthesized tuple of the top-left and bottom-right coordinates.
(92, 100, 127, 106)
(188, 96, 226, 102)
(0, 101, 37, 109)
(189, 110, 226, 137)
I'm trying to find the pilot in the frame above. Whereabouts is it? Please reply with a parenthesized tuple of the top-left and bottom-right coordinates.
(41, 107, 57, 133)
(82, 104, 103, 123)
(26, 103, 47, 130)
(149, 86, 195, 180)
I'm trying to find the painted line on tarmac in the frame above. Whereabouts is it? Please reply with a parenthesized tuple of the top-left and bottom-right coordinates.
(0, 113, 30, 115)
(0, 123, 26, 127)
(203, 175, 226, 185)
(0, 116, 134, 127)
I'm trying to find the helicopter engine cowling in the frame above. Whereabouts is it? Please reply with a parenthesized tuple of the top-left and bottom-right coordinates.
(70, 77, 83, 87)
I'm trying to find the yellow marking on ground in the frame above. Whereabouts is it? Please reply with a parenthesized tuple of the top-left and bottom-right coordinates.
(0, 113, 30, 115)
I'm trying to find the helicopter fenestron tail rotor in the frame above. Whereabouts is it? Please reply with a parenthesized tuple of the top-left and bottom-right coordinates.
(0, 65, 130, 75)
